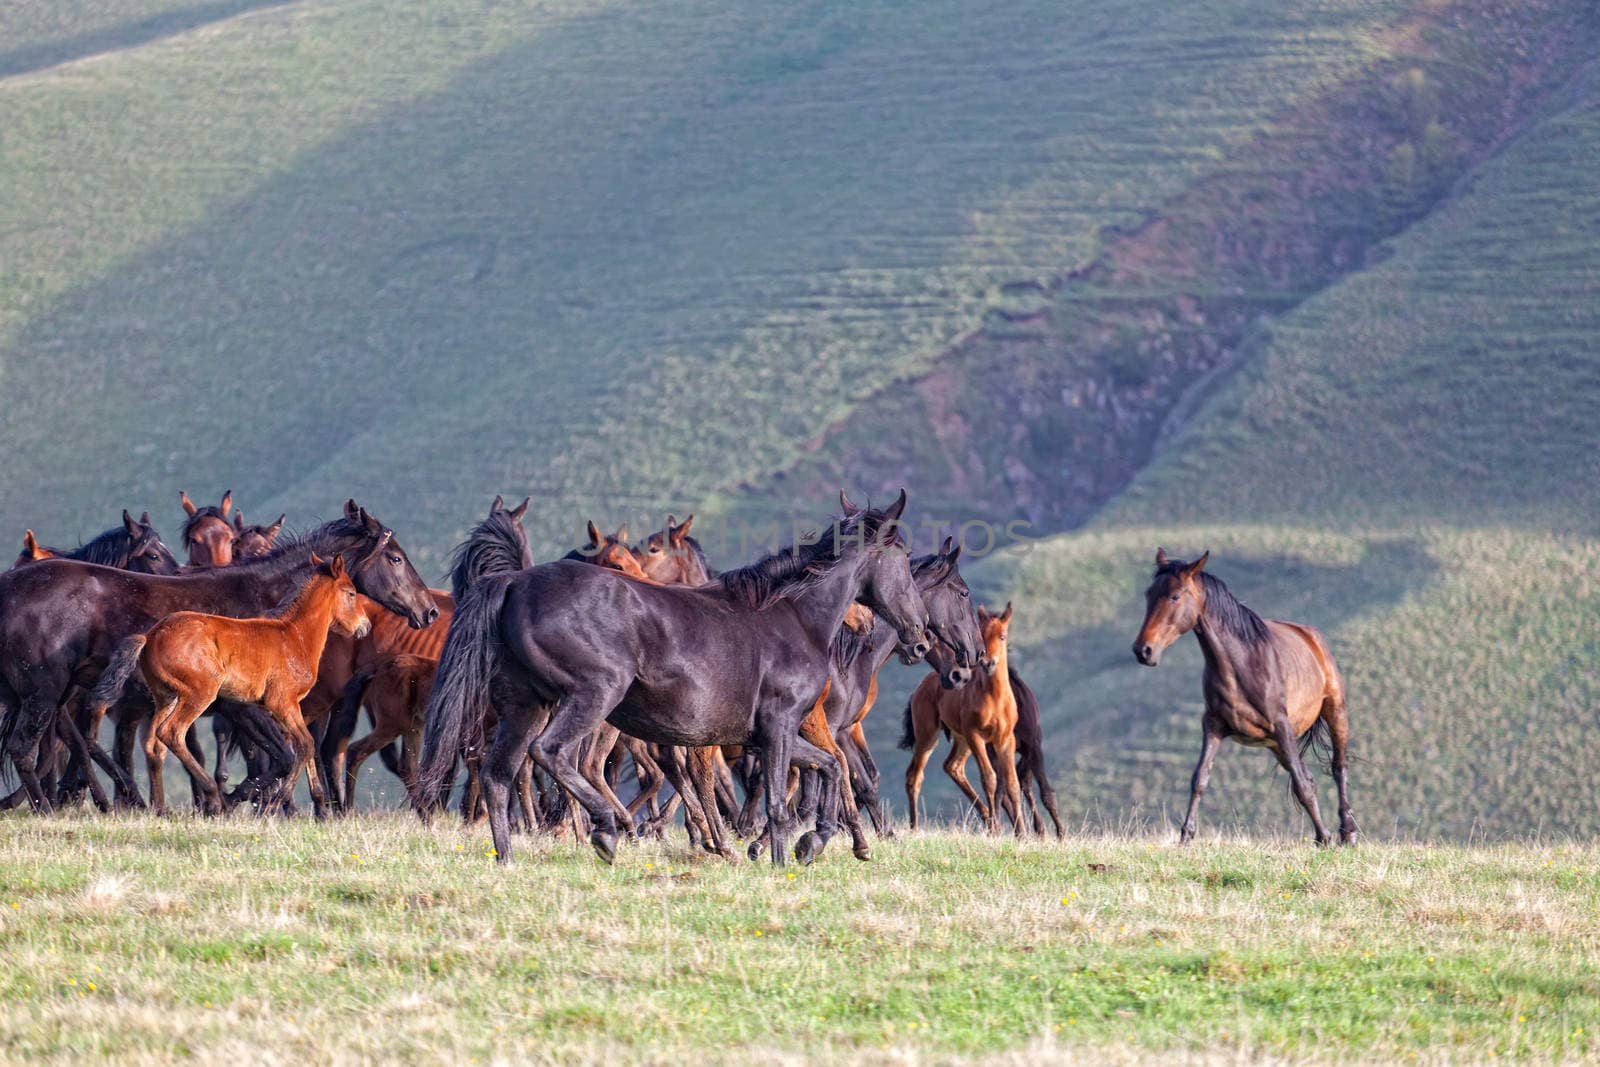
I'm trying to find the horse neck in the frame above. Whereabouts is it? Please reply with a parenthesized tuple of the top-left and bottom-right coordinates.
(984, 636, 1011, 697)
(786, 555, 869, 651)
(1191, 594, 1243, 684)
(276, 577, 342, 664)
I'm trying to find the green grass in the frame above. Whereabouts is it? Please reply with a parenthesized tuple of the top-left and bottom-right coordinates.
(0, 814, 1596, 1062)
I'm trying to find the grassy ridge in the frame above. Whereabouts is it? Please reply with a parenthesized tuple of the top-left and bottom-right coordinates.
(0, 815, 1595, 1062)
(935, 65, 1600, 839)
(0, 0, 1429, 567)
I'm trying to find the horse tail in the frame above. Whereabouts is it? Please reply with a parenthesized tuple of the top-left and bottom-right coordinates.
(88, 634, 148, 714)
(898, 696, 916, 750)
(1298, 715, 1333, 776)
(416, 574, 512, 807)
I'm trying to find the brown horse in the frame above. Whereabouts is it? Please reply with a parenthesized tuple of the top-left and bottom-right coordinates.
(179, 490, 236, 568)
(12, 512, 182, 575)
(1132, 549, 1357, 846)
(122, 553, 371, 815)
(232, 512, 286, 559)
(904, 603, 1022, 834)
(341, 653, 435, 805)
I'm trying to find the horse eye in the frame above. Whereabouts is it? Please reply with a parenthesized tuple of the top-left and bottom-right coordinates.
(387, 553, 401, 564)
(648, 546, 661, 554)
(1169, 594, 1181, 602)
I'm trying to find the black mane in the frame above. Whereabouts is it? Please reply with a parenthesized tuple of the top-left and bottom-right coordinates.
(449, 509, 532, 601)
(718, 508, 904, 611)
(1156, 559, 1270, 647)
(69, 525, 143, 567)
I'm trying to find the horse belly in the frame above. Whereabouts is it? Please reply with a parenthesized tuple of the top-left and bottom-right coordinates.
(606, 678, 750, 748)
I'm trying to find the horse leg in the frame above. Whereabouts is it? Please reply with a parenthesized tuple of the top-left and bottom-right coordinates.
(54, 708, 111, 813)
(758, 730, 797, 868)
(1024, 742, 1064, 839)
(1180, 716, 1224, 844)
(154, 695, 222, 815)
(788, 735, 844, 865)
(581, 724, 634, 836)
(1324, 698, 1358, 845)
(662, 745, 716, 851)
(686, 746, 737, 861)
(532, 687, 628, 864)
(183, 722, 209, 811)
(939, 735, 985, 821)
(1271, 716, 1332, 846)
(275, 706, 328, 821)
(966, 734, 1001, 834)
(344, 722, 405, 812)
(995, 735, 1026, 838)
(800, 712, 866, 860)
(903, 728, 941, 832)
(112, 709, 145, 810)
(9, 690, 65, 812)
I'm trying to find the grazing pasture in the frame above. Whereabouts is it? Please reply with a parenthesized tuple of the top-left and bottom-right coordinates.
(0, 816, 1595, 1063)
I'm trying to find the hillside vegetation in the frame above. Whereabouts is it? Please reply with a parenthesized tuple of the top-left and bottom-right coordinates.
(0, 816, 1595, 1063)
(4, 0, 1600, 841)
(0, 0, 1536, 563)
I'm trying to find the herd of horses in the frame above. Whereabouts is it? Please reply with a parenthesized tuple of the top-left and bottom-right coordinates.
(0, 488, 1356, 866)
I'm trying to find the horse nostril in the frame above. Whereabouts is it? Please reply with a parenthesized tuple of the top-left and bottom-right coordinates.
(425, 606, 440, 625)
(912, 639, 931, 659)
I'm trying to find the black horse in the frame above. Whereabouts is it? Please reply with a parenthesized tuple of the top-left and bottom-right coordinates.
(12, 511, 181, 575)
(0, 500, 438, 810)
(771, 539, 984, 855)
(419, 492, 933, 866)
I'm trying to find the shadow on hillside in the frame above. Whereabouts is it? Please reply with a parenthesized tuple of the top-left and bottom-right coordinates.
(0, 1, 297, 79)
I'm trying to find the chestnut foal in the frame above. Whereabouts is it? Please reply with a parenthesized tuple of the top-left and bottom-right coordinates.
(132, 554, 371, 815)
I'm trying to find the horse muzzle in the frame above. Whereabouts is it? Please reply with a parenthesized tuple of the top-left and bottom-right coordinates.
(940, 665, 973, 690)
(901, 632, 931, 662)
(1133, 641, 1159, 667)
(411, 604, 441, 629)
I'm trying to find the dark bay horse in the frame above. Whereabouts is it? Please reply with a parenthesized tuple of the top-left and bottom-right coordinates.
(179, 490, 237, 568)
(0, 500, 437, 810)
(12, 512, 181, 575)
(1132, 549, 1357, 846)
(419, 492, 931, 866)
(232, 511, 286, 559)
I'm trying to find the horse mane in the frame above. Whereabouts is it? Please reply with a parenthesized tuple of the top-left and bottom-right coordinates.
(180, 506, 228, 546)
(1157, 560, 1270, 647)
(910, 551, 953, 585)
(68, 525, 141, 567)
(830, 620, 877, 670)
(449, 510, 532, 601)
(718, 508, 903, 611)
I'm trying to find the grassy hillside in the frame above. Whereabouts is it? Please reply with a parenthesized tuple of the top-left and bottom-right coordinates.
(0, 0, 1476, 567)
(921, 60, 1600, 839)
(0, 815, 1595, 1062)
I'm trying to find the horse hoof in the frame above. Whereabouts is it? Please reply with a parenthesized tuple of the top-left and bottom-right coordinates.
(747, 840, 764, 862)
(590, 830, 618, 865)
(794, 831, 823, 866)
(852, 845, 872, 862)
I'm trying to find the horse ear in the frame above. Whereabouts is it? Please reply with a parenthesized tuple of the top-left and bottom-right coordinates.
(614, 524, 629, 544)
(219, 490, 232, 517)
(945, 541, 961, 565)
(329, 554, 347, 578)
(180, 490, 197, 517)
(839, 490, 859, 514)
(1184, 550, 1210, 579)
(124, 510, 140, 536)
(308, 552, 324, 569)
(491, 494, 505, 513)
(267, 514, 286, 537)
(674, 514, 693, 542)
(358, 507, 382, 533)
(1155, 547, 1169, 568)
(233, 512, 246, 533)
(509, 498, 530, 521)
(344, 499, 362, 522)
(586, 520, 602, 546)
(1001, 601, 1013, 623)
(139, 512, 153, 528)
(884, 487, 908, 521)
(22, 530, 39, 556)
